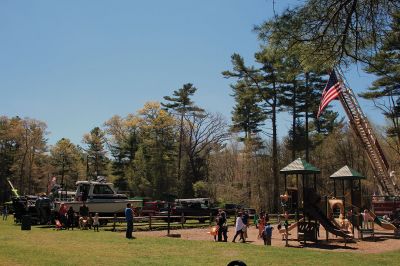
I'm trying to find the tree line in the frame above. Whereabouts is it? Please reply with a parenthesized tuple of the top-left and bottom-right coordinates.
(1, 1, 399, 212)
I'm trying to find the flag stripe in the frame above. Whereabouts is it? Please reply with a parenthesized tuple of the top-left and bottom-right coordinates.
(317, 71, 342, 118)
(320, 84, 341, 108)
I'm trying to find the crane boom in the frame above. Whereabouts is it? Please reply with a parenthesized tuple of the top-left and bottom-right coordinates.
(7, 178, 20, 197)
(337, 79, 399, 196)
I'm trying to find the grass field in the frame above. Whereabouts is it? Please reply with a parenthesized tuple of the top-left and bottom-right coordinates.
(0, 219, 399, 266)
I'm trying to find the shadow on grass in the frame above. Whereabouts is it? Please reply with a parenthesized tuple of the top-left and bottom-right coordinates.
(300, 241, 358, 251)
(360, 236, 387, 242)
(281, 239, 359, 251)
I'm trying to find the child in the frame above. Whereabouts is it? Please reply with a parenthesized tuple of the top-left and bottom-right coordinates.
(258, 212, 265, 239)
(2, 205, 8, 221)
(263, 223, 273, 246)
(213, 215, 220, 241)
(93, 213, 100, 232)
(67, 206, 75, 230)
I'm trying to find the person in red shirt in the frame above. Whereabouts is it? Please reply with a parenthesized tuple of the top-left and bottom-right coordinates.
(58, 203, 68, 228)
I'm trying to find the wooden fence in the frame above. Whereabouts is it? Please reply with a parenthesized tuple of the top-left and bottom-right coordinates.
(98, 213, 292, 232)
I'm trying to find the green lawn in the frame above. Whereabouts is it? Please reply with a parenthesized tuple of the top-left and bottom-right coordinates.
(0, 219, 399, 266)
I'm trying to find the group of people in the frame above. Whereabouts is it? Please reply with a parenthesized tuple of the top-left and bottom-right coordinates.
(212, 209, 228, 242)
(211, 209, 274, 246)
(256, 212, 273, 245)
(58, 202, 100, 231)
(232, 210, 250, 243)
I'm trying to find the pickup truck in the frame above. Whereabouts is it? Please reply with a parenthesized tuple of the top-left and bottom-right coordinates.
(162, 202, 217, 223)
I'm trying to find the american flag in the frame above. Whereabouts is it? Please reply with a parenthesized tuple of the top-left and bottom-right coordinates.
(317, 70, 342, 118)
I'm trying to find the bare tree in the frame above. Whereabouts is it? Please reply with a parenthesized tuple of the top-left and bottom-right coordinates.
(182, 112, 228, 195)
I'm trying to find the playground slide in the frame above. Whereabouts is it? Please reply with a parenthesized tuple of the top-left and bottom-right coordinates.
(305, 205, 352, 239)
(368, 211, 397, 231)
(278, 218, 304, 234)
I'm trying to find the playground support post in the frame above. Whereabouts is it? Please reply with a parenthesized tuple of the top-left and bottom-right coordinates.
(167, 203, 171, 236)
(285, 223, 289, 247)
(325, 195, 329, 241)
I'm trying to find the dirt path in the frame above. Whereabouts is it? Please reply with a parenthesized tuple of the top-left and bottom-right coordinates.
(134, 223, 400, 254)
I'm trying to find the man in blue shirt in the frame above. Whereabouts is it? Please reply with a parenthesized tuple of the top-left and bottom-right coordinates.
(125, 203, 134, 239)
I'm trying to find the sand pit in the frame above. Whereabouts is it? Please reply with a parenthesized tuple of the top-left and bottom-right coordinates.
(134, 223, 400, 254)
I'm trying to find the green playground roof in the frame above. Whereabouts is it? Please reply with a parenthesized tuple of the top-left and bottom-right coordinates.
(280, 158, 320, 174)
(329, 165, 366, 180)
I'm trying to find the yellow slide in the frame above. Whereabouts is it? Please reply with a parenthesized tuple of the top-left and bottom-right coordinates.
(368, 211, 397, 231)
(279, 218, 304, 235)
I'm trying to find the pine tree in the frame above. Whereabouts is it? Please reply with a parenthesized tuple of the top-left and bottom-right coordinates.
(162, 83, 204, 195)
(50, 138, 84, 190)
(82, 127, 108, 179)
(360, 11, 400, 155)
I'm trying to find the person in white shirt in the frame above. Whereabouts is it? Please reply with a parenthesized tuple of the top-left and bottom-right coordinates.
(232, 213, 245, 243)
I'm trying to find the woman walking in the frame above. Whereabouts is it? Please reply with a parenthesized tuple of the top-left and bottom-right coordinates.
(232, 213, 245, 243)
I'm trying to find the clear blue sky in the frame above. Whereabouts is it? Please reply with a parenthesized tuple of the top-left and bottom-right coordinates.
(0, 0, 380, 145)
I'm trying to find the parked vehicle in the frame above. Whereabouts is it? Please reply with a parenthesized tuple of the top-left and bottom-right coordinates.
(159, 198, 217, 223)
(170, 202, 214, 223)
(222, 203, 242, 217)
(140, 201, 168, 216)
(11, 195, 52, 225)
(54, 180, 142, 223)
(243, 208, 256, 219)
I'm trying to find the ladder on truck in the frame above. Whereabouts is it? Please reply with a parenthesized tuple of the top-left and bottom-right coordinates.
(337, 80, 400, 196)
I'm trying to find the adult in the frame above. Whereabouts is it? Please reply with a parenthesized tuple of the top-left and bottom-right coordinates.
(217, 209, 228, 242)
(79, 202, 89, 229)
(241, 210, 249, 240)
(232, 213, 245, 243)
(58, 203, 68, 228)
(67, 206, 75, 230)
(125, 203, 134, 239)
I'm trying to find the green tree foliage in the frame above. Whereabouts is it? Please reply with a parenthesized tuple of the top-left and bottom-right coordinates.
(360, 11, 400, 158)
(280, 67, 336, 159)
(223, 49, 285, 211)
(161, 83, 204, 191)
(0, 116, 49, 200)
(134, 102, 177, 198)
(0, 117, 21, 202)
(82, 127, 108, 179)
(104, 115, 139, 193)
(256, 0, 399, 67)
(223, 54, 266, 141)
(15, 118, 48, 194)
(50, 138, 84, 190)
(193, 180, 208, 198)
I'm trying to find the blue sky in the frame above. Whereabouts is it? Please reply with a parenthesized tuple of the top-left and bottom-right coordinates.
(0, 0, 380, 145)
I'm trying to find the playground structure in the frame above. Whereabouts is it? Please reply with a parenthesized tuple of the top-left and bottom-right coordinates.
(279, 158, 400, 247)
(329, 165, 365, 236)
(280, 158, 353, 246)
